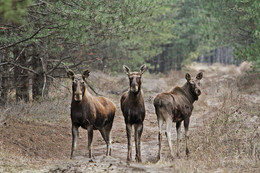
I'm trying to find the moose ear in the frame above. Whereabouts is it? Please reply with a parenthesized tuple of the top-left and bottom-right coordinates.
(185, 73, 191, 81)
(196, 72, 203, 80)
(123, 65, 130, 75)
(140, 64, 147, 75)
(82, 70, 90, 80)
(67, 69, 75, 79)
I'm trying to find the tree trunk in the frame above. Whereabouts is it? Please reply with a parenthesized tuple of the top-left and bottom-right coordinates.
(0, 50, 8, 104)
(13, 47, 29, 102)
(31, 43, 50, 100)
(159, 51, 165, 73)
(177, 55, 182, 70)
(31, 55, 44, 100)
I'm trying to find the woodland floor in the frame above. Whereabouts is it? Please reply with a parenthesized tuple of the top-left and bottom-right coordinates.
(0, 63, 259, 173)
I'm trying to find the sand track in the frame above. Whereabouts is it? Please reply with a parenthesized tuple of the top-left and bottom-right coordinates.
(0, 63, 259, 172)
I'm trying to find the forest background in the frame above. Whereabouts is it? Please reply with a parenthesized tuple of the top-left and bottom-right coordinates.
(0, 0, 259, 103)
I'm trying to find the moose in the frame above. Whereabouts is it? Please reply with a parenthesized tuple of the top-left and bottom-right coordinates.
(120, 64, 147, 163)
(67, 69, 116, 159)
(153, 72, 203, 160)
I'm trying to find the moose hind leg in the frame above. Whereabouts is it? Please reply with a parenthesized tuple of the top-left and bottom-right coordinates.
(71, 124, 79, 159)
(105, 126, 112, 156)
(134, 123, 143, 163)
(126, 123, 132, 162)
(107, 131, 112, 156)
(184, 118, 190, 157)
(100, 125, 112, 156)
(157, 117, 164, 161)
(165, 118, 174, 159)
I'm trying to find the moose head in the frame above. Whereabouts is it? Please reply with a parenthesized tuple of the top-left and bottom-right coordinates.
(67, 69, 90, 102)
(123, 64, 147, 94)
(185, 72, 203, 99)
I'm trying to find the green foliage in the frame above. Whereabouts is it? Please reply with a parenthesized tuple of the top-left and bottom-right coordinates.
(1, 0, 259, 74)
(140, 0, 207, 71)
(92, 0, 175, 72)
(0, 0, 158, 100)
(1, 0, 260, 103)
(0, 0, 156, 70)
(236, 40, 260, 73)
(200, 0, 260, 72)
(168, 0, 203, 65)
(0, 0, 31, 23)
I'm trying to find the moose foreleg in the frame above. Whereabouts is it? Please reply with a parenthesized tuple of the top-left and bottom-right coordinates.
(134, 123, 143, 163)
(126, 123, 132, 163)
(87, 126, 94, 158)
(176, 121, 182, 158)
(71, 124, 79, 159)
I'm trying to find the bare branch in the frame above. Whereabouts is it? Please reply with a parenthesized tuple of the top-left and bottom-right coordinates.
(62, 1, 74, 7)
(68, 60, 85, 69)
(46, 74, 71, 94)
(28, 1, 46, 7)
(15, 47, 26, 61)
(7, 62, 39, 75)
(42, 73, 47, 97)
(0, 27, 8, 30)
(40, 42, 48, 97)
(47, 56, 71, 75)
(0, 26, 45, 51)
(86, 81, 102, 96)
(67, 58, 98, 69)
(0, 62, 8, 66)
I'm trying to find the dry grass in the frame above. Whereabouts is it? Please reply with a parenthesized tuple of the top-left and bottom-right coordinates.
(149, 66, 260, 172)
(190, 107, 259, 172)
(0, 97, 70, 123)
(184, 73, 260, 172)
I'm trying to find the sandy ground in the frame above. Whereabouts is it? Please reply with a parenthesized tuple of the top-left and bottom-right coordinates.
(0, 62, 259, 172)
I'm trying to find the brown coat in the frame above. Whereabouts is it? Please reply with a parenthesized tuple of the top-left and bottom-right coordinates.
(154, 72, 203, 160)
(67, 69, 116, 159)
(71, 91, 116, 130)
(120, 64, 146, 163)
(154, 82, 198, 123)
(121, 90, 145, 125)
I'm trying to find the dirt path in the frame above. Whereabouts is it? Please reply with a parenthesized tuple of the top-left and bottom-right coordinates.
(0, 63, 259, 172)
(43, 65, 243, 172)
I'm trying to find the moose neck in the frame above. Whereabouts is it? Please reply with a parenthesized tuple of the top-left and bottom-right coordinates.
(129, 89, 143, 102)
(82, 88, 93, 101)
(181, 82, 198, 104)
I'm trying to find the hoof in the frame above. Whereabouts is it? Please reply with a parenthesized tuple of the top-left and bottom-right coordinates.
(135, 158, 142, 163)
(127, 157, 132, 164)
(186, 149, 190, 158)
(170, 153, 175, 160)
(176, 153, 180, 159)
(156, 157, 160, 163)
(126, 160, 131, 165)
